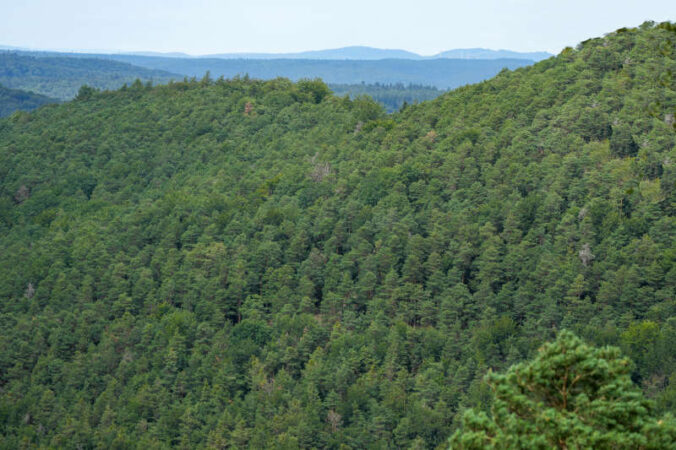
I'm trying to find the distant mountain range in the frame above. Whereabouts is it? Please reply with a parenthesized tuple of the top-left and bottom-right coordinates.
(205, 46, 425, 60)
(131, 46, 553, 61)
(2, 45, 553, 61)
(0, 45, 545, 104)
(434, 48, 552, 61)
(205, 46, 552, 61)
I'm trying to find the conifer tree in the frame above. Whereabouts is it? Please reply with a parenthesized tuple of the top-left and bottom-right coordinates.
(449, 331, 676, 449)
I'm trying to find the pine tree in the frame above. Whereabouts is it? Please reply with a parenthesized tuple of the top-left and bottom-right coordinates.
(449, 331, 676, 449)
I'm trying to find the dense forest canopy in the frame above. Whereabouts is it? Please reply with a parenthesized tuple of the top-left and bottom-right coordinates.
(0, 22, 674, 448)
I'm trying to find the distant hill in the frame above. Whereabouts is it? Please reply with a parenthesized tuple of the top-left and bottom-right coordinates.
(1, 49, 517, 105)
(206, 46, 423, 60)
(435, 48, 552, 61)
(3, 45, 553, 61)
(0, 52, 180, 99)
(202, 46, 551, 61)
(0, 84, 57, 117)
(0, 46, 549, 98)
(135, 45, 553, 61)
(80, 53, 534, 89)
(329, 82, 442, 111)
(123, 51, 193, 58)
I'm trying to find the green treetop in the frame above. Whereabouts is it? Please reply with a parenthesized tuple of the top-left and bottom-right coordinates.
(450, 331, 676, 449)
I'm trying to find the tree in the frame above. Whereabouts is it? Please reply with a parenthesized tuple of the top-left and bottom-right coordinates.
(75, 85, 97, 101)
(449, 331, 676, 449)
(610, 123, 638, 157)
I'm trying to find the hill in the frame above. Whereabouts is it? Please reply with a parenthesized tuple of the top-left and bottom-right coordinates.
(435, 48, 552, 61)
(0, 51, 451, 108)
(0, 84, 58, 117)
(2, 45, 552, 61)
(202, 47, 551, 61)
(78, 53, 534, 89)
(206, 46, 423, 60)
(0, 22, 674, 448)
(0, 51, 448, 107)
(0, 52, 179, 100)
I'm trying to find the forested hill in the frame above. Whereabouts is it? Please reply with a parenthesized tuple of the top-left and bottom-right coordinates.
(0, 22, 674, 448)
(52, 52, 534, 89)
(0, 52, 179, 100)
(0, 84, 57, 117)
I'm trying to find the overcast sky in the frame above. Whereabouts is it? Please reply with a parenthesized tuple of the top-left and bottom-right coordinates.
(1, 0, 673, 55)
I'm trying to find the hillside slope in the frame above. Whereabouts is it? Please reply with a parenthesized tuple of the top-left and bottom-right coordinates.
(0, 22, 674, 448)
(0, 52, 179, 99)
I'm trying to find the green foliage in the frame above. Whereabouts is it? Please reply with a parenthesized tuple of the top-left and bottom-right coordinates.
(449, 331, 676, 449)
(75, 85, 98, 101)
(297, 78, 332, 103)
(0, 22, 674, 448)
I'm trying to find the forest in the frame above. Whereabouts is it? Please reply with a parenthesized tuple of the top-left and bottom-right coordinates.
(0, 84, 57, 117)
(0, 21, 674, 449)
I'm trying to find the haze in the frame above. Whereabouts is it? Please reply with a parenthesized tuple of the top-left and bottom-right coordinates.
(1, 0, 674, 55)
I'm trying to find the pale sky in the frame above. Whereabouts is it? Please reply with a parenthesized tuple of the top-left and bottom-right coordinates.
(1, 0, 673, 55)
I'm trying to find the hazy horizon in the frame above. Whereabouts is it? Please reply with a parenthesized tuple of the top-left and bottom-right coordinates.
(2, 1, 673, 56)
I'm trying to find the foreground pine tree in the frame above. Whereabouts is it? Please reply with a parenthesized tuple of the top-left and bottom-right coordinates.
(449, 331, 676, 449)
